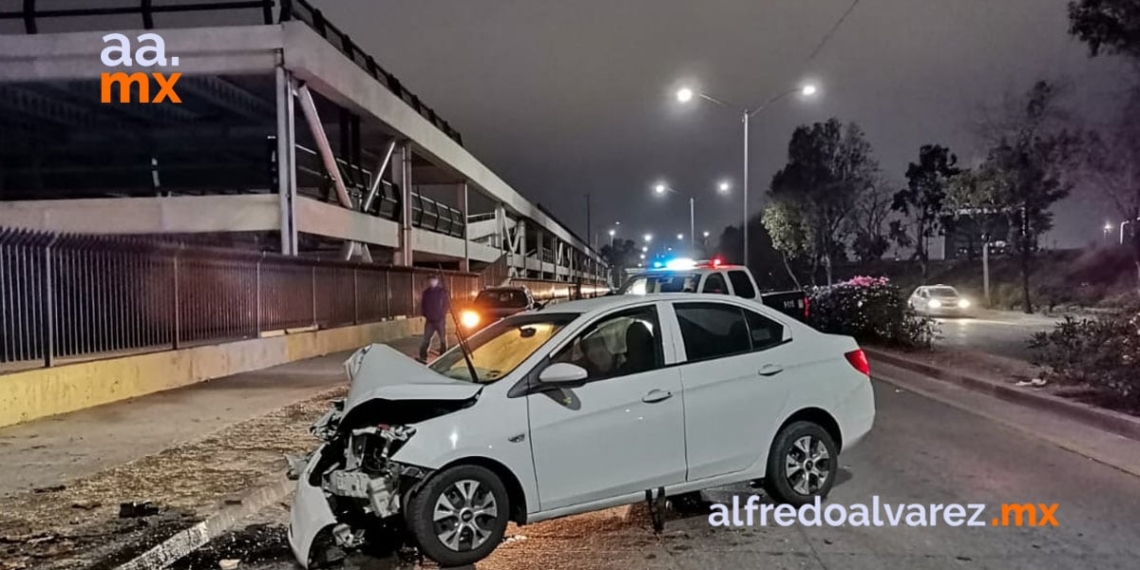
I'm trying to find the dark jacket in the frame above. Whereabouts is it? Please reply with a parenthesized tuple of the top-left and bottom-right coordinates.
(421, 285, 450, 322)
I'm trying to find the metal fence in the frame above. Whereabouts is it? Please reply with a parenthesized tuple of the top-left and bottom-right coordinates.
(0, 228, 608, 371)
(0, 229, 482, 370)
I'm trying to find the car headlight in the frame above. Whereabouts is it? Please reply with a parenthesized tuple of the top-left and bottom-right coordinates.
(460, 310, 480, 329)
(928, 299, 943, 309)
(957, 299, 970, 308)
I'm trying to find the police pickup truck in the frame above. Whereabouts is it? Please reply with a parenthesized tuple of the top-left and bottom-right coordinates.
(618, 258, 809, 321)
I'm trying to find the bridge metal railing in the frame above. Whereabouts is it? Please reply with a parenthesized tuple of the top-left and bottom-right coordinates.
(0, 228, 481, 371)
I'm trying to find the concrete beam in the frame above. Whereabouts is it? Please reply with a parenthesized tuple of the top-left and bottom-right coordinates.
(0, 26, 282, 82)
(294, 196, 398, 247)
(0, 195, 279, 234)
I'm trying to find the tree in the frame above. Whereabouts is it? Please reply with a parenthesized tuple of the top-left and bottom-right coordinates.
(1068, 0, 1140, 59)
(765, 118, 879, 285)
(599, 239, 638, 286)
(1074, 86, 1140, 292)
(890, 145, 962, 279)
(761, 200, 812, 289)
(849, 178, 894, 264)
(959, 81, 1076, 313)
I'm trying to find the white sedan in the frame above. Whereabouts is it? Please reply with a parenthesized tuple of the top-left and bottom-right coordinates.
(289, 294, 876, 567)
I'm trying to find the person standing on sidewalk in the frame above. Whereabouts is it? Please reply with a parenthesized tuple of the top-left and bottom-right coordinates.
(419, 275, 449, 362)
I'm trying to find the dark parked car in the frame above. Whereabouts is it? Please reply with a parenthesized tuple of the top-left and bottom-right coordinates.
(460, 286, 539, 332)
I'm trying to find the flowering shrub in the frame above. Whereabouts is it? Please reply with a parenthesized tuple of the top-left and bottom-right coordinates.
(808, 276, 935, 349)
(1030, 310, 1140, 409)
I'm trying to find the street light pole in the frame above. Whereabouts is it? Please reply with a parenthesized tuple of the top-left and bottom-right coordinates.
(689, 197, 695, 251)
(742, 111, 749, 266)
(675, 84, 818, 268)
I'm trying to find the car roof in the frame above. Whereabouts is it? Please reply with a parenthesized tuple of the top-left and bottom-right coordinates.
(543, 292, 760, 315)
(637, 265, 746, 274)
(481, 286, 528, 292)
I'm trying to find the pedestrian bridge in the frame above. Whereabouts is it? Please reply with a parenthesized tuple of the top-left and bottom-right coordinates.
(0, 0, 606, 282)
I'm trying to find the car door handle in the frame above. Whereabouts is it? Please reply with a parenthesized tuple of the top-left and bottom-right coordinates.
(642, 389, 673, 403)
(757, 364, 784, 377)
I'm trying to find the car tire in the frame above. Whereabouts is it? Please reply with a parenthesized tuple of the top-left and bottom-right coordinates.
(763, 421, 839, 506)
(406, 464, 509, 567)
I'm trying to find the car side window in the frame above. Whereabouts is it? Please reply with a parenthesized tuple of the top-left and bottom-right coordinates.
(549, 306, 663, 381)
(674, 302, 751, 362)
(728, 271, 756, 299)
(744, 309, 785, 351)
(702, 273, 728, 294)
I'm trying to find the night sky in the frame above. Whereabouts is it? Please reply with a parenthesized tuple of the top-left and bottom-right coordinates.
(310, 0, 1127, 250)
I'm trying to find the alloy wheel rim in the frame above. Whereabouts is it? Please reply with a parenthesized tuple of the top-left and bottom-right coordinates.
(785, 435, 830, 495)
(433, 479, 498, 551)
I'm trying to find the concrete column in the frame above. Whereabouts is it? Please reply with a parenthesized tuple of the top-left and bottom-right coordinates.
(398, 144, 414, 266)
(457, 182, 469, 272)
(275, 66, 298, 255)
(494, 204, 506, 251)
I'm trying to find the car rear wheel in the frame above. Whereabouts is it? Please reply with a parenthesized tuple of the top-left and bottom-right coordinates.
(763, 421, 838, 506)
(406, 464, 509, 566)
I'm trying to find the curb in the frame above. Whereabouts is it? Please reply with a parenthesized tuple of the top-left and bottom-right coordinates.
(865, 348, 1140, 443)
(114, 475, 294, 570)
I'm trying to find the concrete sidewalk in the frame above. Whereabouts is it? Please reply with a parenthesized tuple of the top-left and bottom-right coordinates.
(0, 336, 423, 498)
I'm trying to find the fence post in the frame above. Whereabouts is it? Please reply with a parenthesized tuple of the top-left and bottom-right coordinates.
(43, 236, 56, 368)
(353, 268, 359, 325)
(384, 270, 391, 319)
(311, 265, 318, 328)
(172, 248, 181, 350)
(256, 253, 263, 336)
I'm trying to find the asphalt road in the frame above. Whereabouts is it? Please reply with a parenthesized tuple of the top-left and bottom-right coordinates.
(928, 309, 1061, 361)
(176, 377, 1140, 570)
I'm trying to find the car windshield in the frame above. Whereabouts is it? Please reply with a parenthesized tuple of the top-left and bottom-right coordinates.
(429, 313, 577, 383)
(475, 289, 529, 308)
(621, 273, 701, 294)
(928, 287, 960, 298)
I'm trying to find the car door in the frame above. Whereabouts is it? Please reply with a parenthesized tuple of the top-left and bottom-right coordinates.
(526, 303, 686, 511)
(665, 300, 794, 481)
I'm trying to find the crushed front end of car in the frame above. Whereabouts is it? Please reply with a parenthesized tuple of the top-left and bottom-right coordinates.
(287, 344, 481, 568)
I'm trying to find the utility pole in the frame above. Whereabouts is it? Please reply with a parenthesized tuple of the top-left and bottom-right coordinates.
(982, 241, 991, 307)
(585, 193, 592, 250)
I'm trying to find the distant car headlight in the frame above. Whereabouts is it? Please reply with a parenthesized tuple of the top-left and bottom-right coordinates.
(957, 299, 970, 309)
(928, 299, 943, 309)
(460, 310, 480, 329)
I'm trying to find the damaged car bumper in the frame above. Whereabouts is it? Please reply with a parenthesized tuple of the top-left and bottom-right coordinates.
(289, 447, 337, 569)
(288, 414, 431, 568)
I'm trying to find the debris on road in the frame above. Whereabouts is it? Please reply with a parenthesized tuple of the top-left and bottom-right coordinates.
(218, 559, 240, 570)
(1016, 377, 1048, 387)
(119, 501, 160, 518)
(0, 387, 345, 570)
(71, 500, 102, 511)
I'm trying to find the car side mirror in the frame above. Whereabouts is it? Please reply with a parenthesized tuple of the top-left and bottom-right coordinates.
(538, 363, 589, 385)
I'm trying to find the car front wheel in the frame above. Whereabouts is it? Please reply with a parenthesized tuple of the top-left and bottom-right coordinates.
(763, 421, 838, 506)
(406, 464, 509, 567)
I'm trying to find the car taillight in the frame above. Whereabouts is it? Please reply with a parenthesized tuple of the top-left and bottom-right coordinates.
(845, 349, 870, 376)
(803, 296, 811, 319)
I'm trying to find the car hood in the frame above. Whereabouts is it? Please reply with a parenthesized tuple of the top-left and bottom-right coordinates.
(342, 344, 483, 414)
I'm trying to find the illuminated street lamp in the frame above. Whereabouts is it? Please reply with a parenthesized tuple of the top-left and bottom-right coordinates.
(644, 233, 652, 243)
(652, 181, 731, 251)
(1104, 222, 1114, 246)
(674, 82, 819, 265)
